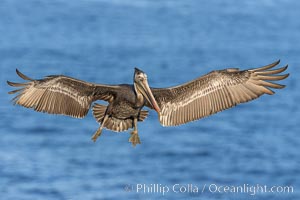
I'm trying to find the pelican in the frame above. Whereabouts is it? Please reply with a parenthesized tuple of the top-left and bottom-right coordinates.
(7, 60, 289, 146)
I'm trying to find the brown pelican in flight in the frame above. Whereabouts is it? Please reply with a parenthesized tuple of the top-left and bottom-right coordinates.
(7, 60, 289, 146)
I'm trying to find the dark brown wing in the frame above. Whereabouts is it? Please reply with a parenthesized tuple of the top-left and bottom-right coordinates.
(7, 69, 121, 118)
(149, 60, 289, 126)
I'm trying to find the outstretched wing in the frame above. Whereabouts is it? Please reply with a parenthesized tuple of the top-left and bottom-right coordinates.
(7, 69, 121, 118)
(149, 60, 289, 126)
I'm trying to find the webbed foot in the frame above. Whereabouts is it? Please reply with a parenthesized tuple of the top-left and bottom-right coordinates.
(129, 130, 141, 147)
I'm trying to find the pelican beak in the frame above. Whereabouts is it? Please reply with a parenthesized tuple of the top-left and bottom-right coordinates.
(137, 79, 161, 113)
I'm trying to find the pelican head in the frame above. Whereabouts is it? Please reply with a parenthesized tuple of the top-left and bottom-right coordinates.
(134, 68, 160, 113)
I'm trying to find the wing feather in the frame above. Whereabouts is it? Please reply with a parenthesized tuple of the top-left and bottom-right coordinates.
(7, 69, 120, 118)
(150, 60, 289, 126)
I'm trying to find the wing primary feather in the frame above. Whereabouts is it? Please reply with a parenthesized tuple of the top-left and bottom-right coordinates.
(8, 88, 24, 94)
(7, 81, 30, 87)
(242, 84, 257, 99)
(251, 60, 280, 71)
(261, 81, 285, 89)
(16, 69, 34, 81)
(255, 65, 288, 75)
(255, 74, 289, 81)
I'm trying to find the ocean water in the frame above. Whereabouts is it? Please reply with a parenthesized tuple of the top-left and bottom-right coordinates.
(0, 0, 299, 199)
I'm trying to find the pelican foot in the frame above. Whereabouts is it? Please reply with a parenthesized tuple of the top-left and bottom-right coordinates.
(129, 130, 141, 147)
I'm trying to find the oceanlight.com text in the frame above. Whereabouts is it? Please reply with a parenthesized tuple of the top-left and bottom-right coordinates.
(124, 183, 294, 196)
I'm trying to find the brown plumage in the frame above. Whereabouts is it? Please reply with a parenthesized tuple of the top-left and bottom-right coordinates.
(7, 60, 289, 146)
(150, 60, 289, 126)
(92, 103, 148, 132)
(8, 70, 119, 118)
(7, 68, 160, 146)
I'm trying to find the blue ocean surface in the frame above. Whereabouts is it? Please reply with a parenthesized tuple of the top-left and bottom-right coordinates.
(0, 0, 299, 199)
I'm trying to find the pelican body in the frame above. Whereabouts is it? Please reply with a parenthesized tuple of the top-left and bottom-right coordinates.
(92, 68, 160, 145)
(7, 60, 289, 146)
